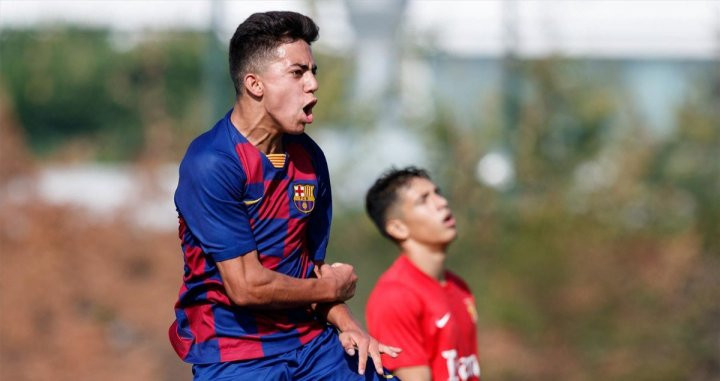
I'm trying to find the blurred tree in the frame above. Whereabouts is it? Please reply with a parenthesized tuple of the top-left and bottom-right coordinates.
(1, 27, 139, 158)
(0, 26, 354, 161)
(647, 73, 720, 254)
(0, 85, 33, 181)
(0, 27, 210, 160)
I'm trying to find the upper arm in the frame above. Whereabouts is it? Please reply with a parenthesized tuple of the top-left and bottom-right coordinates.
(392, 366, 432, 381)
(175, 148, 256, 261)
(215, 250, 265, 305)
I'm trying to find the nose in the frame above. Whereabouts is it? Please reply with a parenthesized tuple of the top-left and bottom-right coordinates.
(305, 73, 318, 93)
(434, 193, 449, 209)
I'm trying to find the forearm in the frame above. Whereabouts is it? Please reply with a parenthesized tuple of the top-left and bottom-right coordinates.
(319, 301, 404, 376)
(316, 302, 362, 332)
(242, 268, 338, 308)
(393, 366, 432, 381)
(217, 252, 338, 309)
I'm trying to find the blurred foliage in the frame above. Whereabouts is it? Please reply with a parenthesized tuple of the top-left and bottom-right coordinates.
(0, 26, 349, 161)
(1, 25, 718, 381)
(0, 27, 208, 160)
(1, 27, 141, 158)
(648, 85, 720, 254)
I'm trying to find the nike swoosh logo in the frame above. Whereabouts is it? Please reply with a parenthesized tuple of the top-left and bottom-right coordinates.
(243, 196, 263, 205)
(435, 312, 451, 328)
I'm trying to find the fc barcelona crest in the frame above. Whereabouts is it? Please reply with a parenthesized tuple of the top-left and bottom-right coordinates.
(293, 183, 315, 213)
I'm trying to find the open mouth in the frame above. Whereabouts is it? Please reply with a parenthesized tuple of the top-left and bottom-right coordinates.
(443, 213, 456, 227)
(302, 99, 317, 123)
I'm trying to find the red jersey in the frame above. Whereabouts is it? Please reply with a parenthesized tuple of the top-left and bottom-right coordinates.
(366, 255, 480, 381)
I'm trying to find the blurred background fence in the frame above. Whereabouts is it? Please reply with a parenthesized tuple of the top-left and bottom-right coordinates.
(1, 1, 719, 380)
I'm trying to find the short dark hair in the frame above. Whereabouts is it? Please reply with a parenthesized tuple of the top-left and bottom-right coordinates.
(229, 11, 319, 95)
(365, 166, 431, 241)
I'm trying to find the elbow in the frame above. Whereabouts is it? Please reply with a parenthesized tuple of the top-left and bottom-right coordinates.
(224, 275, 269, 307)
(226, 291, 252, 307)
(227, 290, 265, 307)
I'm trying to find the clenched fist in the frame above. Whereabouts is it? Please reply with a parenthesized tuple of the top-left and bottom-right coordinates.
(318, 262, 358, 301)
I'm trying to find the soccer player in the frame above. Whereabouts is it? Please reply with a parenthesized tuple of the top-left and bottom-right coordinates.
(169, 11, 399, 380)
(365, 167, 481, 381)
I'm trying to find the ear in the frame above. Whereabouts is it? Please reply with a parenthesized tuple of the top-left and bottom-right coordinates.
(243, 73, 263, 97)
(385, 219, 409, 241)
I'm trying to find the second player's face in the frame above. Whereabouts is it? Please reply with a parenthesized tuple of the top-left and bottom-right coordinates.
(258, 39, 318, 135)
(397, 177, 457, 246)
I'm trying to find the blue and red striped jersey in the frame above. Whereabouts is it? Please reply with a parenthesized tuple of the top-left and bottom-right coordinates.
(169, 111, 331, 364)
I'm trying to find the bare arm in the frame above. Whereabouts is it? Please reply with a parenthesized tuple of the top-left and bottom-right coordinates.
(315, 301, 358, 332)
(393, 366, 432, 381)
(314, 264, 401, 375)
(216, 250, 356, 308)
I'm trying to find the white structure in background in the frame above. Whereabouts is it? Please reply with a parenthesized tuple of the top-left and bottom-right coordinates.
(18, 164, 180, 231)
(324, 0, 431, 208)
(313, 126, 427, 206)
(346, 0, 406, 106)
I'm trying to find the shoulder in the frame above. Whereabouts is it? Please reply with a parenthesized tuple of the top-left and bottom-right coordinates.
(372, 257, 419, 293)
(368, 282, 424, 323)
(186, 121, 232, 156)
(180, 125, 246, 182)
(446, 270, 473, 295)
(369, 273, 423, 311)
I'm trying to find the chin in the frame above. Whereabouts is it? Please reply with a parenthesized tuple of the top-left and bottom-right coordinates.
(444, 230, 458, 243)
(283, 125, 306, 135)
(430, 234, 456, 247)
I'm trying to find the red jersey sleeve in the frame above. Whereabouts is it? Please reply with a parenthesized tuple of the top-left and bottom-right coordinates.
(366, 284, 429, 370)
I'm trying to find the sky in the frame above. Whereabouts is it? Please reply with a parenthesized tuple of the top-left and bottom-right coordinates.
(1, 0, 719, 58)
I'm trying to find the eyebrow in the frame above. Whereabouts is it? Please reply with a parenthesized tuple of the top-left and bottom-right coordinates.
(291, 63, 318, 74)
(414, 190, 430, 204)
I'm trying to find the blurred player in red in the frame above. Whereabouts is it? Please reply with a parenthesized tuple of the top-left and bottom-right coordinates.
(365, 167, 480, 381)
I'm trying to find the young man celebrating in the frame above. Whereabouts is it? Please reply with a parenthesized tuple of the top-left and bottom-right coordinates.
(365, 167, 481, 381)
(169, 11, 398, 380)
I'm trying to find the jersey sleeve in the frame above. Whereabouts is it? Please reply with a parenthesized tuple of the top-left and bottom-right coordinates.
(366, 285, 429, 370)
(174, 146, 257, 262)
(304, 136, 331, 262)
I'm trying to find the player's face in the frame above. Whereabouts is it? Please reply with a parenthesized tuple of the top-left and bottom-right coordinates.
(397, 177, 457, 246)
(257, 39, 318, 135)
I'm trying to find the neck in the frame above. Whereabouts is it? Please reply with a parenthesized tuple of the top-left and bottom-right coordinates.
(402, 241, 447, 281)
(230, 101, 284, 154)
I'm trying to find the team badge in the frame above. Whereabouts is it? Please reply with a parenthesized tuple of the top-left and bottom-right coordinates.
(292, 183, 315, 213)
(464, 297, 478, 323)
